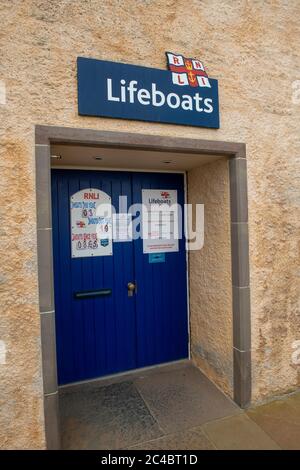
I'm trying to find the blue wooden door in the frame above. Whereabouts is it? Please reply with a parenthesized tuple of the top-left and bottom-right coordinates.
(52, 169, 188, 385)
(132, 172, 189, 367)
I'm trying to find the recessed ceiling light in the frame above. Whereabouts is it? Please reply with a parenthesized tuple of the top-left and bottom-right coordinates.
(94, 156, 103, 161)
(51, 154, 62, 160)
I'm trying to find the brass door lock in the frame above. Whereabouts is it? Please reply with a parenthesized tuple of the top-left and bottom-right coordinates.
(127, 282, 136, 297)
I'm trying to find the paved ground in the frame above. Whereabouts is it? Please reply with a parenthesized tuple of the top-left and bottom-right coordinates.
(59, 361, 300, 450)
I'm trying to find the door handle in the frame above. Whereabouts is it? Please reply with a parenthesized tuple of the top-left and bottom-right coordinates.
(127, 281, 137, 297)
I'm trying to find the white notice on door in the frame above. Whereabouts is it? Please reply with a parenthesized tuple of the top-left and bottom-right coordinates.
(142, 189, 179, 254)
(70, 188, 113, 258)
(113, 213, 133, 242)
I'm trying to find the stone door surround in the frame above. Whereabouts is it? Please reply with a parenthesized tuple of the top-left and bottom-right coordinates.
(35, 125, 251, 449)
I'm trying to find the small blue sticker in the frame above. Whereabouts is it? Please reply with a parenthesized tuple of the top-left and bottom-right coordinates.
(149, 253, 165, 263)
(100, 239, 109, 247)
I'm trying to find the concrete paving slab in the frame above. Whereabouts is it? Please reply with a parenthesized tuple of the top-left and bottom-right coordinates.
(202, 414, 280, 450)
(247, 396, 300, 450)
(134, 364, 240, 433)
(127, 425, 215, 450)
(59, 363, 300, 451)
(60, 381, 163, 449)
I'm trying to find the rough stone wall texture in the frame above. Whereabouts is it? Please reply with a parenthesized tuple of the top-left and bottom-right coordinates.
(188, 159, 233, 396)
(0, 0, 299, 448)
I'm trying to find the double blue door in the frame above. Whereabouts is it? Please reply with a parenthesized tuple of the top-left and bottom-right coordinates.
(52, 169, 188, 385)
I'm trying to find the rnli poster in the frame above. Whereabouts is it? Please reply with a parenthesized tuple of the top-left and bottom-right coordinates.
(142, 189, 179, 254)
(70, 188, 113, 258)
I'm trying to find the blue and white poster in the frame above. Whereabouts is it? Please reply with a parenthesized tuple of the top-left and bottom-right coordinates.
(70, 188, 113, 258)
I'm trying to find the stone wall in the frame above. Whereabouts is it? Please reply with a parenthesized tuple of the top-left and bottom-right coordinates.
(188, 159, 233, 396)
(0, 0, 299, 448)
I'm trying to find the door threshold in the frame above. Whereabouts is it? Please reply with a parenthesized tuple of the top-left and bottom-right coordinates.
(58, 359, 191, 393)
